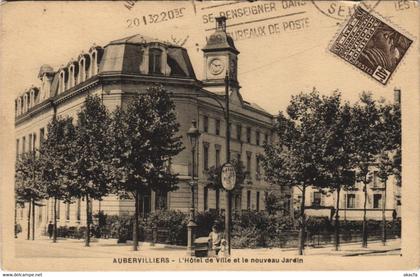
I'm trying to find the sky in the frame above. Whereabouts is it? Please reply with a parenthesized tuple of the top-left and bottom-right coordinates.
(1, 1, 418, 115)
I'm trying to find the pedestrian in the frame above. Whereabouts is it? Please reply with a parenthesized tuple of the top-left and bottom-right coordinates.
(218, 239, 228, 257)
(208, 223, 222, 255)
(47, 221, 54, 239)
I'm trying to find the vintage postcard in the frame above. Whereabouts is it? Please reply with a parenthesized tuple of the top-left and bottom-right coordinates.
(0, 0, 419, 272)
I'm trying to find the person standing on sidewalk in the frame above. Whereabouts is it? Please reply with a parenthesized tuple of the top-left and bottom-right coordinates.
(47, 221, 54, 239)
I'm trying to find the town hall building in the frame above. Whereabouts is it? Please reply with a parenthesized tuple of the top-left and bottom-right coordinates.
(14, 17, 283, 236)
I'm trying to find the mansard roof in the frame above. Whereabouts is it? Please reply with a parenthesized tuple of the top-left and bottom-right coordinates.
(108, 34, 177, 47)
(100, 34, 196, 78)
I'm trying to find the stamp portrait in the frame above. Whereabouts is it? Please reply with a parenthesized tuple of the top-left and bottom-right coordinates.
(330, 6, 413, 85)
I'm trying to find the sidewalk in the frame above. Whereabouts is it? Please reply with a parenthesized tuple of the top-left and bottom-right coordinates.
(15, 236, 400, 258)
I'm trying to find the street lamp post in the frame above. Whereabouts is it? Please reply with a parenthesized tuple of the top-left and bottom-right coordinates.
(224, 72, 232, 256)
(172, 73, 233, 255)
(186, 120, 201, 256)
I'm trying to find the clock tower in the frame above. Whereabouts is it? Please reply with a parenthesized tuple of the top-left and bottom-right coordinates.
(202, 17, 240, 95)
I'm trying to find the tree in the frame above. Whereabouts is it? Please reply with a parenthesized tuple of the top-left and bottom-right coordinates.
(39, 117, 76, 243)
(15, 151, 46, 240)
(109, 85, 184, 251)
(349, 92, 386, 248)
(263, 190, 285, 216)
(313, 95, 355, 251)
(377, 101, 401, 245)
(261, 90, 347, 255)
(68, 94, 111, 247)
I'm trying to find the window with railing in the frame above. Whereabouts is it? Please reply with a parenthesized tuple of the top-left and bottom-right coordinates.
(215, 119, 220, 135)
(203, 143, 209, 170)
(246, 152, 252, 178)
(203, 116, 209, 133)
(215, 147, 221, 167)
(246, 127, 251, 143)
(236, 124, 242, 141)
(256, 131, 260, 146)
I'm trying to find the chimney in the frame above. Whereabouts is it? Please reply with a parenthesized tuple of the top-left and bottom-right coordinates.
(215, 16, 227, 32)
(394, 87, 401, 104)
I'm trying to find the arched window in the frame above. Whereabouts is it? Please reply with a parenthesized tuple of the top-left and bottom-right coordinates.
(90, 50, 100, 76)
(18, 97, 22, 115)
(69, 65, 75, 87)
(149, 48, 162, 74)
(79, 58, 85, 83)
(30, 90, 35, 108)
(59, 69, 68, 93)
(23, 94, 28, 112)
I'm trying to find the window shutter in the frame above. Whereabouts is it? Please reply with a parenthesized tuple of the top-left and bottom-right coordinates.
(367, 194, 372, 208)
(320, 194, 325, 207)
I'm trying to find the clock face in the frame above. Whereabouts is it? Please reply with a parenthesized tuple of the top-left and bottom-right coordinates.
(209, 58, 225, 75)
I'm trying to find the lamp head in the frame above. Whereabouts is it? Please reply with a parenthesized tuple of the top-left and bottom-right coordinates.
(187, 120, 201, 148)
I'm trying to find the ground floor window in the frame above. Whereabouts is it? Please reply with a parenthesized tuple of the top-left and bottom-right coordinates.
(256, 191, 260, 211)
(247, 190, 251, 210)
(373, 194, 382, 209)
(155, 190, 168, 210)
(65, 202, 70, 221)
(139, 192, 151, 218)
(56, 201, 60, 219)
(313, 191, 321, 207)
(204, 187, 208, 211)
(347, 194, 356, 209)
(76, 198, 81, 221)
(215, 189, 220, 210)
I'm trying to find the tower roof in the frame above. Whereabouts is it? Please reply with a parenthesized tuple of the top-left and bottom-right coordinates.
(202, 17, 239, 54)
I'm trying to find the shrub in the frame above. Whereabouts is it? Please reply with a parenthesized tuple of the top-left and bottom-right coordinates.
(231, 210, 296, 248)
(195, 210, 224, 238)
(108, 215, 135, 243)
(306, 217, 334, 233)
(144, 210, 188, 245)
(231, 227, 260, 249)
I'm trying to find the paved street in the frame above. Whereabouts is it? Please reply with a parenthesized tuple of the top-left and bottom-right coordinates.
(15, 236, 400, 258)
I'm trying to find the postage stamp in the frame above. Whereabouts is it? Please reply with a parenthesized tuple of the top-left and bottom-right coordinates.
(330, 6, 413, 85)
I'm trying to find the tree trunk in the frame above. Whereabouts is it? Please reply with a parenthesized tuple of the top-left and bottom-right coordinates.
(85, 194, 91, 247)
(133, 190, 140, 251)
(53, 197, 57, 243)
(362, 182, 368, 248)
(14, 201, 18, 238)
(32, 199, 35, 240)
(334, 187, 341, 251)
(382, 179, 387, 245)
(27, 200, 31, 240)
(298, 185, 306, 255)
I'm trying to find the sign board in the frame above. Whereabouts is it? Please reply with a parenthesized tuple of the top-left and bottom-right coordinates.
(221, 163, 236, 191)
